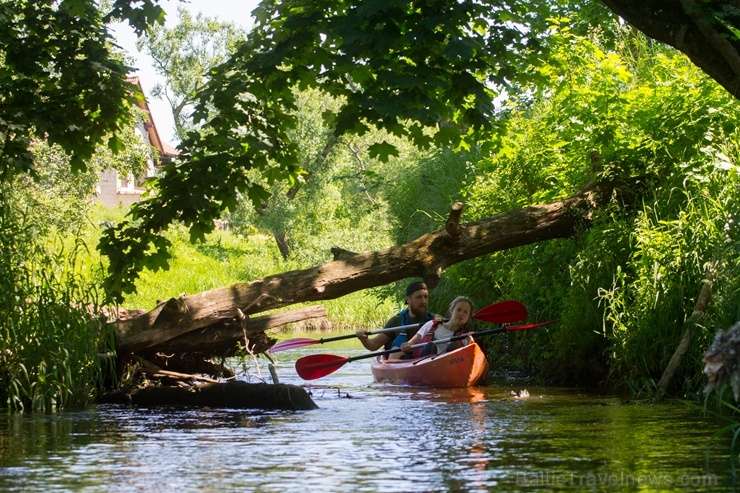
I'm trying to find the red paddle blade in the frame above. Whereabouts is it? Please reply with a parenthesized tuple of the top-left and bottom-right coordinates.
(295, 354, 349, 380)
(504, 320, 559, 331)
(473, 300, 527, 324)
(269, 338, 318, 353)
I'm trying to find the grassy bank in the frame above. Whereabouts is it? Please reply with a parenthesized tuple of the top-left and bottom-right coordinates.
(80, 205, 397, 331)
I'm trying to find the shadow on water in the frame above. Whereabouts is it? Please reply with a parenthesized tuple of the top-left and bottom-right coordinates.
(0, 341, 736, 492)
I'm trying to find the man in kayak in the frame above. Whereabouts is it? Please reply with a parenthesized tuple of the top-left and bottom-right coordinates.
(399, 296, 475, 358)
(355, 281, 436, 354)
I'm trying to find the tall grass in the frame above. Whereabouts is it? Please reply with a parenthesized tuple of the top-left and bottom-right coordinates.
(0, 189, 112, 412)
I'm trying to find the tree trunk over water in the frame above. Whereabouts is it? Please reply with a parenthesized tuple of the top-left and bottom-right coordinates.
(110, 177, 649, 357)
(116, 304, 328, 354)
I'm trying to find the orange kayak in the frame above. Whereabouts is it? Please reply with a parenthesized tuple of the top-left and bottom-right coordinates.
(370, 342, 490, 388)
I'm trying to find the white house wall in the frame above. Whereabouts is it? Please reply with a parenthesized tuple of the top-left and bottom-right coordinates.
(94, 109, 158, 208)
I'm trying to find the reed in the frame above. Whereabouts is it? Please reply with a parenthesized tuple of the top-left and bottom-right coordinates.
(0, 202, 112, 412)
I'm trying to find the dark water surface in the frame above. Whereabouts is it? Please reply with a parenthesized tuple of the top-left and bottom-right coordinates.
(0, 340, 735, 492)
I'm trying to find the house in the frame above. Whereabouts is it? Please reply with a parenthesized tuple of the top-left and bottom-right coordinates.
(96, 76, 179, 208)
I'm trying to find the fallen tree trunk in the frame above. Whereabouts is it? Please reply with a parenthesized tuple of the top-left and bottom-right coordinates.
(111, 177, 649, 354)
(98, 381, 319, 411)
(116, 304, 328, 354)
(101, 177, 648, 408)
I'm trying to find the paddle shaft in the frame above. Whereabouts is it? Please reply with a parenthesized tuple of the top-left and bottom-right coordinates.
(273, 300, 526, 353)
(270, 323, 423, 352)
(315, 323, 420, 344)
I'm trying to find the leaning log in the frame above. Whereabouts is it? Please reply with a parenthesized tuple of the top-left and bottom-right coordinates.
(109, 177, 650, 348)
(654, 257, 718, 402)
(116, 304, 328, 354)
(98, 381, 318, 410)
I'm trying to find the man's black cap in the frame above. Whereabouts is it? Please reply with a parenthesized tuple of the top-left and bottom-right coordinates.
(406, 281, 428, 297)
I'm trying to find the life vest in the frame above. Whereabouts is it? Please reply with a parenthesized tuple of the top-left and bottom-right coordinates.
(411, 319, 469, 358)
(388, 309, 435, 349)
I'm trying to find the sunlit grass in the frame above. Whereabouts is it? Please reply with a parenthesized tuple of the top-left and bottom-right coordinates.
(121, 229, 285, 309)
(72, 206, 399, 330)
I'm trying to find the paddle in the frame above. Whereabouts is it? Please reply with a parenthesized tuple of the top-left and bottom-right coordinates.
(270, 299, 527, 353)
(472, 300, 527, 323)
(269, 324, 421, 353)
(295, 319, 558, 380)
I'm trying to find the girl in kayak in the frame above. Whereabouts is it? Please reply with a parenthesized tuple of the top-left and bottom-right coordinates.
(397, 296, 474, 359)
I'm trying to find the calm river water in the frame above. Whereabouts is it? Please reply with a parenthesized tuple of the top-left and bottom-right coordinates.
(0, 338, 736, 492)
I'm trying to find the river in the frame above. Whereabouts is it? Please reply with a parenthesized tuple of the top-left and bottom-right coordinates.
(0, 338, 735, 492)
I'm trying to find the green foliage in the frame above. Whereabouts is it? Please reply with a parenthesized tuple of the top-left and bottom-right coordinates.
(0, 0, 137, 178)
(457, 25, 740, 392)
(228, 87, 401, 265)
(0, 98, 158, 411)
(121, 226, 285, 309)
(0, 182, 112, 412)
(599, 168, 740, 393)
(99, 0, 564, 301)
(386, 147, 479, 243)
(5, 0, 740, 404)
(0, 0, 166, 304)
(136, 7, 248, 141)
(105, 0, 166, 35)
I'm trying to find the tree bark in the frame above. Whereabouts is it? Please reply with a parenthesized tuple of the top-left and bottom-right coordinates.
(111, 177, 650, 354)
(601, 0, 740, 99)
(116, 304, 328, 354)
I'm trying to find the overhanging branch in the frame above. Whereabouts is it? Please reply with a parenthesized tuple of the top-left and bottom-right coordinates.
(111, 177, 650, 349)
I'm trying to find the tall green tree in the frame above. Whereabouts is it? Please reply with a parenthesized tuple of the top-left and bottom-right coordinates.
(230, 88, 410, 263)
(0, 0, 145, 178)
(136, 7, 247, 141)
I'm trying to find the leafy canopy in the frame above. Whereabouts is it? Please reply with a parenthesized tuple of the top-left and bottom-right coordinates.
(0, 1, 135, 178)
(99, 0, 560, 301)
(136, 7, 248, 141)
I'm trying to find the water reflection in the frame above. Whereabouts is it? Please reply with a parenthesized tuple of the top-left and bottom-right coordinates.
(0, 344, 735, 492)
